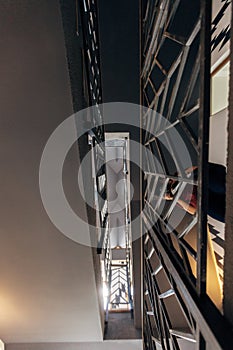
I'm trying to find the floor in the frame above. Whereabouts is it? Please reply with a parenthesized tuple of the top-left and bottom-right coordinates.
(104, 312, 142, 340)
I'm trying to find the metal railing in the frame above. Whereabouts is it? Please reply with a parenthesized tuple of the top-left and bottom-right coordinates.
(79, 0, 104, 139)
(79, 3, 134, 325)
(79, 0, 108, 250)
(141, 0, 233, 349)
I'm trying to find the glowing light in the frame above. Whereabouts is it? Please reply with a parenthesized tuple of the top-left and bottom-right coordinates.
(0, 340, 4, 350)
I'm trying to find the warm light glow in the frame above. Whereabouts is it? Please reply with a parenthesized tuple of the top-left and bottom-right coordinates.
(0, 340, 4, 350)
(103, 283, 109, 298)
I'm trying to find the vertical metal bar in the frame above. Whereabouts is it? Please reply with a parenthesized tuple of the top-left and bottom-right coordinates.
(196, 0, 212, 296)
(105, 267, 112, 323)
(196, 329, 206, 350)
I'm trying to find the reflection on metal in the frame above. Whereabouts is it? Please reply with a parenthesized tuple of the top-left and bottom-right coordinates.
(141, 0, 233, 349)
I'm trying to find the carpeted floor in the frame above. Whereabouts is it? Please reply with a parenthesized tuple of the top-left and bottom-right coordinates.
(104, 312, 142, 340)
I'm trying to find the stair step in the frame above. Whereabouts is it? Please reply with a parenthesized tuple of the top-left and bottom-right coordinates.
(169, 328, 196, 343)
(144, 233, 149, 244)
(159, 289, 175, 299)
(146, 311, 154, 316)
(151, 336, 161, 347)
(152, 264, 163, 276)
(147, 247, 155, 259)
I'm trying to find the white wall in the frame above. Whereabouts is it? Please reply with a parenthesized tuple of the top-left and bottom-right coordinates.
(0, 0, 103, 343)
(209, 108, 228, 166)
(6, 340, 142, 350)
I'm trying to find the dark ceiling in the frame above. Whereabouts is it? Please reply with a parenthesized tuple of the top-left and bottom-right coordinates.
(98, 0, 140, 104)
